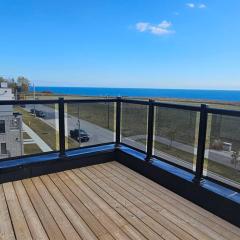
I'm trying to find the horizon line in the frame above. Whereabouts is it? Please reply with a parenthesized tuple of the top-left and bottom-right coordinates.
(32, 86, 240, 91)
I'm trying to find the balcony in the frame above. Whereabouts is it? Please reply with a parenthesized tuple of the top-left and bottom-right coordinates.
(0, 98, 239, 239)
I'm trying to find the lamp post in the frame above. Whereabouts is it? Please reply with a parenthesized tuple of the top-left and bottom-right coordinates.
(107, 96, 110, 129)
(33, 83, 36, 117)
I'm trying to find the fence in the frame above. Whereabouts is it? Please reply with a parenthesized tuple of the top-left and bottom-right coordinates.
(0, 97, 240, 190)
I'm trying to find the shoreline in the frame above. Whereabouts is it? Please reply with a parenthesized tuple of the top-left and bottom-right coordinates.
(24, 91, 240, 109)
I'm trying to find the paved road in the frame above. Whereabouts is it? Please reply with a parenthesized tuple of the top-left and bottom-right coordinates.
(25, 104, 114, 147)
(131, 134, 239, 169)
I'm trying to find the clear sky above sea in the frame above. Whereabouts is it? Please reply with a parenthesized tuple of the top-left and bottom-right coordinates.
(0, 0, 240, 89)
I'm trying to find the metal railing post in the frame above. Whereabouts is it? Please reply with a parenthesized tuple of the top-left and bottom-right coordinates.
(193, 104, 208, 183)
(115, 97, 122, 147)
(58, 97, 66, 157)
(145, 99, 155, 161)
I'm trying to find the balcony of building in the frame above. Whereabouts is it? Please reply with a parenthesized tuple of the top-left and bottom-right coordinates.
(0, 97, 239, 239)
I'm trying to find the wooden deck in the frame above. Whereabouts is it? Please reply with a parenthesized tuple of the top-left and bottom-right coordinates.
(0, 161, 239, 240)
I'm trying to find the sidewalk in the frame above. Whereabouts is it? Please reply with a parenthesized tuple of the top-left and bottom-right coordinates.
(22, 123, 52, 152)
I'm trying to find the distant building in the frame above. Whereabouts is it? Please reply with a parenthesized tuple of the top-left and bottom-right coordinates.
(0, 82, 23, 158)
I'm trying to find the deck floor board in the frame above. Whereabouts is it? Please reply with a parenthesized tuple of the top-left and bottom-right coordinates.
(0, 161, 239, 240)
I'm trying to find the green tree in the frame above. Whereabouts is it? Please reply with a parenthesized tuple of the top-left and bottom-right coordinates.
(0, 76, 16, 87)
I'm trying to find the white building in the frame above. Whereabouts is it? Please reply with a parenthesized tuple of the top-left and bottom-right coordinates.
(0, 82, 23, 159)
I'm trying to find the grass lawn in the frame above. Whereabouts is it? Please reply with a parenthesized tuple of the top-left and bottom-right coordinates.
(23, 132, 31, 139)
(24, 144, 42, 155)
(49, 100, 240, 153)
(139, 139, 240, 184)
(66, 102, 115, 131)
(153, 141, 195, 164)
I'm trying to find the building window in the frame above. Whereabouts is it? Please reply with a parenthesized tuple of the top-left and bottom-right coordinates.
(1, 143, 7, 154)
(10, 118, 20, 129)
(0, 120, 5, 133)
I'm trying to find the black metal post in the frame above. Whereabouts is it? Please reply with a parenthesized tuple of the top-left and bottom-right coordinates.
(58, 97, 66, 157)
(115, 97, 122, 147)
(193, 104, 208, 183)
(145, 99, 155, 161)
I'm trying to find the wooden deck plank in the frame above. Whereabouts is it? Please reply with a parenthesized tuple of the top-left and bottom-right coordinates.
(67, 172, 162, 240)
(22, 178, 65, 240)
(48, 173, 109, 238)
(65, 170, 138, 240)
(70, 169, 164, 240)
(3, 182, 32, 240)
(111, 161, 240, 237)
(0, 185, 15, 240)
(40, 175, 99, 240)
(98, 233, 115, 240)
(60, 173, 148, 239)
(13, 181, 49, 240)
(57, 171, 138, 240)
(31, 177, 82, 240)
(101, 163, 236, 240)
(98, 163, 231, 240)
(92, 165, 209, 240)
(81, 166, 192, 240)
(1, 161, 239, 240)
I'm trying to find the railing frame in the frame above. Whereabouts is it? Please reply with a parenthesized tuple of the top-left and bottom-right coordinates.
(1, 97, 240, 191)
(58, 97, 66, 157)
(193, 104, 208, 184)
(115, 97, 122, 147)
(145, 99, 155, 161)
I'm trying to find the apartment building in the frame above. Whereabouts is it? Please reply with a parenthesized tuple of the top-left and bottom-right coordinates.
(0, 82, 23, 159)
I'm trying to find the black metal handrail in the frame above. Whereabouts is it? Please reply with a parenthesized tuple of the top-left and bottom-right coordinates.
(1, 96, 240, 189)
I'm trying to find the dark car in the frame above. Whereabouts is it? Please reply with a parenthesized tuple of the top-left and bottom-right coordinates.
(30, 109, 46, 118)
(70, 129, 90, 142)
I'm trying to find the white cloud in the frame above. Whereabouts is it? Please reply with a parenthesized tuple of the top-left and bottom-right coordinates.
(158, 20, 172, 29)
(186, 3, 195, 8)
(135, 21, 175, 36)
(199, 4, 206, 9)
(136, 22, 149, 32)
(186, 3, 207, 9)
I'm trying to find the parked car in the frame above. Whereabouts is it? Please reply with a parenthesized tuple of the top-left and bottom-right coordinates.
(70, 129, 90, 142)
(30, 109, 46, 118)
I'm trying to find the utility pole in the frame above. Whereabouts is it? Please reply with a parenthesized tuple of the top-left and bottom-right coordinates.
(33, 83, 36, 117)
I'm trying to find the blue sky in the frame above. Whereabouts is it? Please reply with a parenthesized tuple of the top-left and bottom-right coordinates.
(0, 0, 240, 89)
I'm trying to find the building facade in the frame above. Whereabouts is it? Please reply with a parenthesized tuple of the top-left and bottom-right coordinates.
(0, 82, 23, 159)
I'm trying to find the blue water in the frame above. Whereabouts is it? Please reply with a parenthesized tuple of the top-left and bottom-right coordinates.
(33, 87, 240, 102)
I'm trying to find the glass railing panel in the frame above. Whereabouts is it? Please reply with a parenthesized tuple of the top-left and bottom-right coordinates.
(65, 101, 115, 149)
(0, 103, 58, 160)
(204, 113, 240, 189)
(154, 107, 199, 171)
(121, 103, 148, 152)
